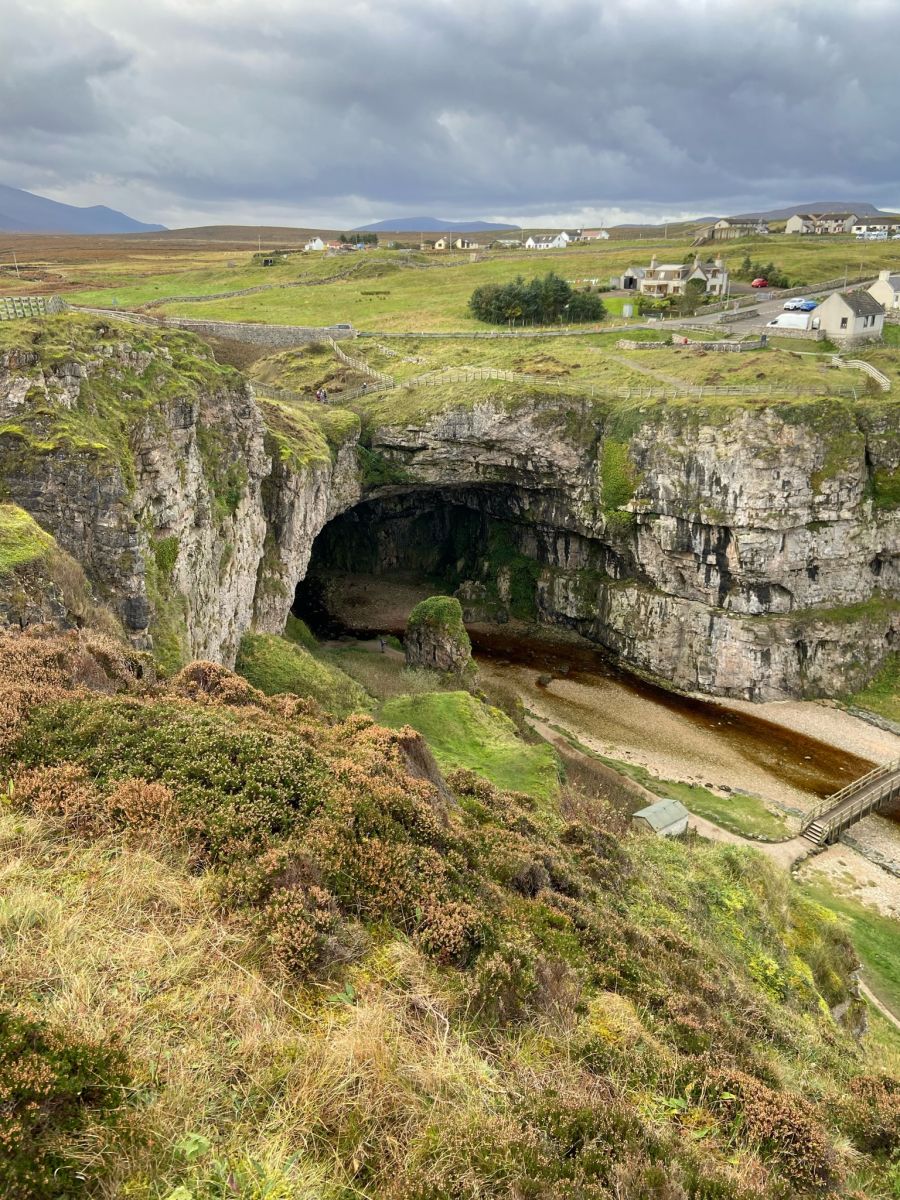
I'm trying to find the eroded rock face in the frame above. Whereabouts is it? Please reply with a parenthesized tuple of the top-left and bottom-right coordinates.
(405, 596, 473, 675)
(357, 394, 900, 700)
(3, 327, 898, 701)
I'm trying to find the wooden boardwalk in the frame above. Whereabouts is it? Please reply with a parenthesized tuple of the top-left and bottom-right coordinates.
(802, 758, 900, 846)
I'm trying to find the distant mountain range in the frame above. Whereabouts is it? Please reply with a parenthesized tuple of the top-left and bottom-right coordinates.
(353, 216, 520, 233)
(0, 183, 166, 234)
(729, 201, 883, 221)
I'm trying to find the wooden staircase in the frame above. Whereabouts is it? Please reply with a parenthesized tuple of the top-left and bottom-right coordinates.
(801, 757, 900, 847)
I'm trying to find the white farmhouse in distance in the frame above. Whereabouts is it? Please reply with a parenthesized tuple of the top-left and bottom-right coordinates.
(304, 236, 326, 252)
(525, 232, 571, 250)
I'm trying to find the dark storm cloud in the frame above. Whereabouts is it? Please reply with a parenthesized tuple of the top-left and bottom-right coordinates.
(1, 0, 900, 225)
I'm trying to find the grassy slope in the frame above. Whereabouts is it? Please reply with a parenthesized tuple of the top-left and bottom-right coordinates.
(3, 628, 897, 1198)
(235, 632, 370, 716)
(379, 690, 560, 801)
(0, 503, 54, 574)
(846, 654, 900, 724)
(800, 882, 900, 1017)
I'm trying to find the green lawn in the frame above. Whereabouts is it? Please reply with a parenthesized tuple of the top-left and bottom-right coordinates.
(379, 690, 560, 800)
(800, 882, 900, 1019)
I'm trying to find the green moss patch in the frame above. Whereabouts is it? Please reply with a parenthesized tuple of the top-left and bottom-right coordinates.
(236, 632, 370, 716)
(0, 504, 55, 575)
(379, 690, 559, 800)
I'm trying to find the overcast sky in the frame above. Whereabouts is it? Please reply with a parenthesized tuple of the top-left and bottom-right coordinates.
(2, 0, 899, 229)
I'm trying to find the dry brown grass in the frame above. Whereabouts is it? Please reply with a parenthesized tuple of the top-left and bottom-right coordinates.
(0, 810, 507, 1197)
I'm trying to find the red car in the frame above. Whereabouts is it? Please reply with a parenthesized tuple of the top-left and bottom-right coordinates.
(751, 277, 768, 288)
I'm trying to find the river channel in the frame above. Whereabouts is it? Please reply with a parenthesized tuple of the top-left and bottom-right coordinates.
(300, 571, 899, 820)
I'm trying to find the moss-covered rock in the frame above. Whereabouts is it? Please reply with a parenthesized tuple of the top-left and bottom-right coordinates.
(405, 595, 473, 676)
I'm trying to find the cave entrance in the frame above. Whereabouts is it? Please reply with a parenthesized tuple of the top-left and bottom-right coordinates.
(293, 485, 548, 639)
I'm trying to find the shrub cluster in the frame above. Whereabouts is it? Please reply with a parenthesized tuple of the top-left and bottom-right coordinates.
(734, 256, 802, 289)
(468, 271, 606, 325)
(1, 629, 894, 1197)
(0, 1006, 129, 1199)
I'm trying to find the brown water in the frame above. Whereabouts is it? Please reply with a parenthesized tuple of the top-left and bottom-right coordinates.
(299, 569, 882, 813)
(468, 625, 874, 804)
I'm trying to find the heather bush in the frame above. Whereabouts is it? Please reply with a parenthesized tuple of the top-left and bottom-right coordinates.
(0, 637, 892, 1197)
(0, 1006, 129, 1199)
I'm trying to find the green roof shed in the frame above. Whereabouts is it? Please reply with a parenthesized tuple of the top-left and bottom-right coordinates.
(631, 798, 690, 838)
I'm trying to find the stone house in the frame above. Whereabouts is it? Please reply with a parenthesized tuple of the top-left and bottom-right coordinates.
(814, 290, 885, 344)
(785, 212, 856, 235)
(711, 218, 769, 239)
(632, 255, 729, 299)
(868, 269, 900, 311)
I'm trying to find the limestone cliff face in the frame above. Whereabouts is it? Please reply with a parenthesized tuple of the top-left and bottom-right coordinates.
(0, 330, 271, 666)
(364, 394, 900, 700)
(3, 321, 898, 701)
(0, 323, 361, 668)
(253, 438, 361, 633)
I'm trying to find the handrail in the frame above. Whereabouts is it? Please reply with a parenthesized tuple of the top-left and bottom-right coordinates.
(802, 756, 900, 830)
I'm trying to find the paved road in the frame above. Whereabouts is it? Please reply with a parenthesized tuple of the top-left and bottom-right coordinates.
(682, 278, 874, 333)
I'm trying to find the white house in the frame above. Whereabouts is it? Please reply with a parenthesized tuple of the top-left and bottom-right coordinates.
(814, 290, 885, 344)
(453, 237, 480, 250)
(851, 217, 900, 237)
(786, 212, 856, 235)
(525, 232, 570, 250)
(630, 255, 729, 299)
(868, 269, 900, 311)
(581, 229, 610, 241)
(304, 237, 326, 252)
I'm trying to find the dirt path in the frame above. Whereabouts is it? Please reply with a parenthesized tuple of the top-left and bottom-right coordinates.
(604, 351, 695, 391)
(860, 982, 900, 1031)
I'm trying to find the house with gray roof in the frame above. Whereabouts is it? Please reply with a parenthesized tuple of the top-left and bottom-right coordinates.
(814, 290, 885, 344)
(786, 212, 857, 235)
(868, 269, 900, 311)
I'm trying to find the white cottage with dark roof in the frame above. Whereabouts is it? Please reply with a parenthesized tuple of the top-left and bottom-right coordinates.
(868, 269, 900, 311)
(814, 290, 885, 345)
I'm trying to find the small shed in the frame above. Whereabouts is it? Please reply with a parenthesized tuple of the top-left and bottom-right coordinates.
(631, 798, 690, 838)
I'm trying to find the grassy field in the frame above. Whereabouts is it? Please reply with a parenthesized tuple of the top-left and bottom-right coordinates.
(252, 331, 858, 405)
(6, 231, 894, 333)
(380, 690, 560, 800)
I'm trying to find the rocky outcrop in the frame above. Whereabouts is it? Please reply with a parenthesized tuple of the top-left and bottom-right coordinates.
(405, 596, 473, 675)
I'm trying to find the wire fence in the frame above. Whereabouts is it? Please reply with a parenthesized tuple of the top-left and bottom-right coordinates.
(251, 366, 860, 407)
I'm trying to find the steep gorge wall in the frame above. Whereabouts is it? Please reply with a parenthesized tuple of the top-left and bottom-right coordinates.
(1, 319, 898, 701)
(360, 395, 900, 700)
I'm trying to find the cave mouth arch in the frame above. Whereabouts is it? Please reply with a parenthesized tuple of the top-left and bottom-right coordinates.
(292, 483, 625, 640)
